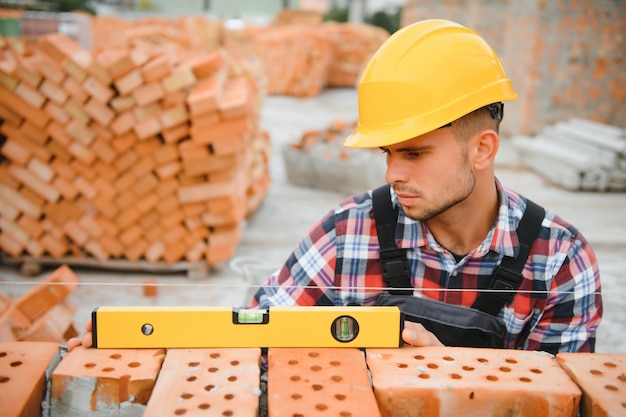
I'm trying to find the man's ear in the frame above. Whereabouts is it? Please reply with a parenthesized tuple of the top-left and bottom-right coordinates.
(471, 129, 499, 171)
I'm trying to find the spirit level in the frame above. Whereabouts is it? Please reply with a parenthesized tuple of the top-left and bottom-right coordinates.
(92, 306, 404, 349)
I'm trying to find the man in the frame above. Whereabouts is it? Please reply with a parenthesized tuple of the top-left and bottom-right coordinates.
(68, 19, 602, 352)
(248, 19, 602, 353)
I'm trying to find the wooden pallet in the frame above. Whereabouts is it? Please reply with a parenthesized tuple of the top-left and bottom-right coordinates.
(0, 253, 210, 280)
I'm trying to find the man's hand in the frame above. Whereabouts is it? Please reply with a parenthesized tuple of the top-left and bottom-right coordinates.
(67, 319, 93, 350)
(401, 321, 444, 347)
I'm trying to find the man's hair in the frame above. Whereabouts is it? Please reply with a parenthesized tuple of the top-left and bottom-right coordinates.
(451, 103, 503, 141)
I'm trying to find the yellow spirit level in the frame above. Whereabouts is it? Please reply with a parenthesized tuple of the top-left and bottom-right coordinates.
(92, 306, 404, 348)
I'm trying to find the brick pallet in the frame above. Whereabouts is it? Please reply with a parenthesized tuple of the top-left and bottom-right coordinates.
(0, 341, 624, 417)
(0, 31, 271, 273)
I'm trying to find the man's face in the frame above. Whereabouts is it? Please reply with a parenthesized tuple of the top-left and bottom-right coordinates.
(380, 128, 475, 222)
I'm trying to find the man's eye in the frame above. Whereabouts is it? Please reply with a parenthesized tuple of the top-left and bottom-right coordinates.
(379, 148, 389, 155)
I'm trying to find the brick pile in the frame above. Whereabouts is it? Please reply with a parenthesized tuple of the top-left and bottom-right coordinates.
(1, 341, 624, 417)
(0, 31, 272, 267)
(0, 265, 79, 343)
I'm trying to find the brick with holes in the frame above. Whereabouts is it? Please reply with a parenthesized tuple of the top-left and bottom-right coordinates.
(556, 352, 626, 417)
(0, 341, 62, 417)
(143, 348, 261, 417)
(268, 348, 381, 417)
(366, 346, 581, 417)
(50, 346, 165, 417)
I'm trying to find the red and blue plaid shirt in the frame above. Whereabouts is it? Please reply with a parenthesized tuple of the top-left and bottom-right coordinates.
(252, 180, 603, 353)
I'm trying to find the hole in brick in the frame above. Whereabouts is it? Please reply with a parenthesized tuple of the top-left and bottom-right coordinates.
(223, 411, 233, 416)
(443, 356, 454, 361)
(128, 362, 141, 368)
(605, 385, 618, 391)
(210, 353, 220, 358)
(0, 352, 6, 357)
(10, 361, 22, 367)
(204, 384, 215, 391)
(590, 369, 603, 376)
(110, 354, 122, 360)
(486, 375, 498, 381)
(188, 362, 200, 367)
(0, 376, 9, 383)
(309, 352, 320, 358)
(339, 412, 352, 417)
(102, 367, 114, 372)
(335, 394, 346, 401)
(227, 376, 237, 382)
(622, 402, 626, 409)
(311, 365, 322, 371)
(331, 375, 343, 382)
(427, 363, 438, 369)
(85, 363, 96, 368)
(530, 368, 542, 374)
(224, 394, 234, 400)
(505, 358, 518, 364)
(312, 384, 323, 391)
(618, 374, 626, 382)
(208, 367, 218, 373)
(294, 414, 304, 417)
(230, 360, 239, 366)
(450, 373, 462, 380)
(291, 375, 301, 381)
(418, 373, 430, 379)
(291, 393, 302, 400)
(330, 360, 341, 366)
(288, 360, 298, 365)
(462, 366, 475, 371)
(477, 358, 488, 363)
(397, 363, 408, 368)
(198, 404, 210, 410)
(604, 362, 617, 368)
(469, 392, 475, 399)
(499, 366, 511, 373)
(187, 376, 197, 382)
(315, 404, 328, 411)
(414, 355, 424, 360)
(174, 408, 187, 415)
(181, 393, 193, 400)
(520, 377, 532, 383)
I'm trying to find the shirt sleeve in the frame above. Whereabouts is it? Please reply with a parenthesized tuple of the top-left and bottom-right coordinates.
(250, 209, 339, 308)
(525, 233, 603, 354)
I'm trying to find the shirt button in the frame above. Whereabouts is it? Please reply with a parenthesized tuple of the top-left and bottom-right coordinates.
(451, 271, 458, 276)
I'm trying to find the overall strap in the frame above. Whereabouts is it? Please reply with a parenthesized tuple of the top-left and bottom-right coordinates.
(372, 184, 412, 295)
(471, 199, 545, 316)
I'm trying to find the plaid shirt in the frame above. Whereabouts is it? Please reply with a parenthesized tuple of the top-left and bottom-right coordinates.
(252, 180, 603, 353)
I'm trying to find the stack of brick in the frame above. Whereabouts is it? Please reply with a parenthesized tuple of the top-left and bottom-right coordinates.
(2, 342, 624, 417)
(0, 265, 79, 343)
(0, 31, 271, 267)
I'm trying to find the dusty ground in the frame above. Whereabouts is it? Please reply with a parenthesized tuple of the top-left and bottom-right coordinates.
(0, 88, 624, 353)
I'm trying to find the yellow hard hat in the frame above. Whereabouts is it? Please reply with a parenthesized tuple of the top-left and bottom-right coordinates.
(344, 19, 518, 148)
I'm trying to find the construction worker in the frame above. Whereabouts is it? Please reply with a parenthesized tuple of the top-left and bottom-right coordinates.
(248, 19, 602, 353)
(68, 19, 602, 353)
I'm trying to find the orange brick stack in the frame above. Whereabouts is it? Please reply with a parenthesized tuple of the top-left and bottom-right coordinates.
(0, 32, 271, 267)
(0, 265, 79, 343)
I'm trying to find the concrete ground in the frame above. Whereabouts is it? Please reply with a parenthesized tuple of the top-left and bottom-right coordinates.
(0, 88, 624, 354)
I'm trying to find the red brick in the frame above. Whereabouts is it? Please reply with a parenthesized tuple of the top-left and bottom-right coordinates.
(8, 165, 60, 203)
(133, 116, 161, 140)
(268, 348, 381, 417)
(557, 352, 626, 417)
(15, 82, 46, 109)
(51, 347, 166, 415)
(13, 55, 43, 89)
(0, 341, 61, 417)
(37, 33, 81, 64)
(0, 59, 19, 91)
(17, 299, 77, 342)
(191, 116, 251, 145)
(62, 75, 88, 104)
(366, 346, 581, 417)
(143, 348, 261, 417)
(27, 157, 54, 182)
(185, 50, 225, 79)
(44, 100, 70, 125)
(0, 183, 41, 218)
(84, 97, 115, 126)
(82, 75, 115, 104)
(187, 76, 220, 116)
(110, 93, 136, 113)
(218, 76, 251, 119)
(19, 120, 48, 146)
(162, 66, 196, 93)
(36, 53, 65, 84)
(141, 54, 172, 82)
(158, 106, 188, 129)
(115, 68, 143, 95)
(63, 97, 90, 125)
(0, 85, 49, 129)
(0, 138, 30, 165)
(66, 119, 96, 145)
(39, 78, 68, 105)
(96, 48, 135, 79)
(0, 102, 23, 126)
(161, 121, 190, 143)
(133, 80, 164, 107)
